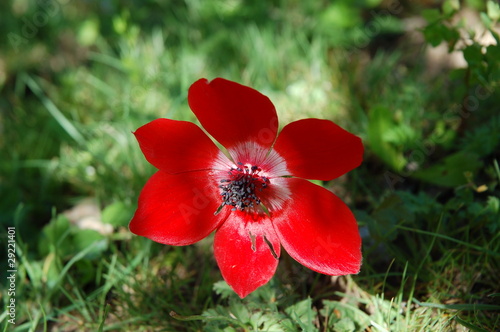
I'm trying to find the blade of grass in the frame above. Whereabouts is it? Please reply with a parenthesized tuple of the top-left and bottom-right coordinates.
(406, 215, 442, 327)
(395, 225, 500, 257)
(494, 159, 500, 182)
(169, 311, 248, 328)
(454, 316, 490, 332)
(413, 299, 500, 311)
(97, 304, 110, 332)
(21, 73, 85, 145)
(49, 242, 107, 299)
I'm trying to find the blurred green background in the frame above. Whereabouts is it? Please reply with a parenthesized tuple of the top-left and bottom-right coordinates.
(1, 0, 499, 331)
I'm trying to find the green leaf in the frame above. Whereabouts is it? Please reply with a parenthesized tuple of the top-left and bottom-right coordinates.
(423, 25, 445, 47)
(77, 17, 100, 46)
(74, 259, 97, 285)
(41, 214, 71, 244)
(72, 229, 108, 260)
(102, 201, 134, 227)
(423, 23, 460, 47)
(367, 106, 406, 171)
(42, 252, 62, 289)
(412, 152, 483, 187)
(484, 196, 500, 234)
(213, 280, 236, 299)
(463, 44, 484, 66)
(485, 196, 500, 214)
(38, 215, 73, 257)
(384, 123, 416, 145)
(442, 0, 460, 16)
(485, 43, 500, 64)
(320, 3, 362, 29)
(487, 0, 500, 21)
(480, 12, 493, 28)
(334, 318, 356, 332)
(321, 300, 371, 331)
(422, 9, 442, 23)
(228, 300, 250, 322)
(285, 298, 318, 331)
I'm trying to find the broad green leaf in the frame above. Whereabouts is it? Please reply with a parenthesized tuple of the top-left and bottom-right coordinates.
(102, 201, 134, 227)
(367, 106, 406, 171)
(77, 17, 100, 46)
(320, 3, 362, 29)
(485, 44, 500, 64)
(487, 0, 500, 21)
(423, 23, 460, 47)
(412, 152, 483, 187)
(443, 0, 460, 16)
(480, 12, 493, 28)
(72, 229, 108, 260)
(38, 215, 73, 257)
(422, 9, 442, 23)
(485, 196, 500, 214)
(463, 44, 484, 66)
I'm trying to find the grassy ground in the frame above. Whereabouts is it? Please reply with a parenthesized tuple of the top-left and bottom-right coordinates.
(1, 0, 499, 331)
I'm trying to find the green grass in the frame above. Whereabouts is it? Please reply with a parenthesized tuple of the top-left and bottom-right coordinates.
(1, 0, 500, 331)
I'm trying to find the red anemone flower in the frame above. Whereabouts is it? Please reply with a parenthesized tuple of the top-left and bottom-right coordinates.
(129, 78, 364, 298)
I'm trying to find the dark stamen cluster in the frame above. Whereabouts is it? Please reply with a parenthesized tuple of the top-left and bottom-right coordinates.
(219, 162, 270, 211)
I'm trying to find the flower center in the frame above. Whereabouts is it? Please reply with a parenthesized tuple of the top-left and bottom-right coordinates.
(219, 162, 270, 211)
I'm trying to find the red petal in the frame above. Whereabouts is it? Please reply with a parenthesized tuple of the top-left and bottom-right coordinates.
(272, 178, 361, 275)
(130, 171, 229, 245)
(134, 118, 222, 173)
(273, 119, 363, 181)
(188, 78, 278, 149)
(214, 211, 280, 298)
